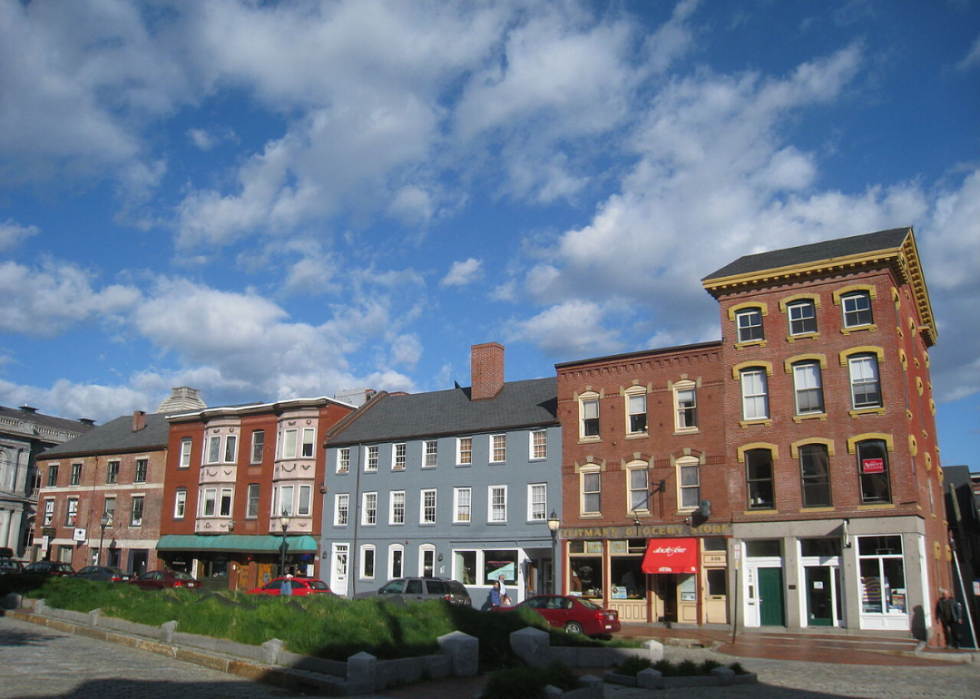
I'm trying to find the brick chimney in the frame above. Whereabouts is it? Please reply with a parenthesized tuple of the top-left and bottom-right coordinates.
(132, 410, 147, 432)
(471, 342, 504, 400)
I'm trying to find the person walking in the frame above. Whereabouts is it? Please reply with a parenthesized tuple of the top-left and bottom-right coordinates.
(936, 588, 963, 649)
(489, 580, 502, 609)
(281, 573, 294, 597)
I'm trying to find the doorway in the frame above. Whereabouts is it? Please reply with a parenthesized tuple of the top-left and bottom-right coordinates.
(758, 567, 785, 626)
(330, 543, 349, 596)
(805, 565, 841, 627)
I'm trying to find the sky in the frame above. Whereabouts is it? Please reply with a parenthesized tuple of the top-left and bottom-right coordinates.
(0, 0, 978, 470)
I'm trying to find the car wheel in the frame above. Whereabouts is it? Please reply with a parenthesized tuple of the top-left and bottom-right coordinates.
(564, 621, 584, 635)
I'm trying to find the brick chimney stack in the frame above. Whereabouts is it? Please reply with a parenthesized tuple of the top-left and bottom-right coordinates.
(471, 342, 504, 400)
(132, 410, 146, 432)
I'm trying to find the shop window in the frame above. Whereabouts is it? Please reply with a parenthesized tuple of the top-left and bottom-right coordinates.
(858, 535, 906, 614)
(800, 538, 841, 557)
(483, 549, 518, 586)
(745, 540, 781, 557)
(454, 550, 477, 585)
(611, 557, 645, 600)
(569, 556, 603, 598)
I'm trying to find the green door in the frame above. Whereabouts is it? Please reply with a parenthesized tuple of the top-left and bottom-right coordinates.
(758, 567, 785, 626)
(805, 566, 833, 626)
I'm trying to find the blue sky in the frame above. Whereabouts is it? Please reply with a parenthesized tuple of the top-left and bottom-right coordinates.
(1, 1, 978, 470)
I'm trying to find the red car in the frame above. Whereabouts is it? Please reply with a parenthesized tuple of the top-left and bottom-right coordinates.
(130, 569, 201, 590)
(245, 576, 333, 596)
(499, 594, 621, 636)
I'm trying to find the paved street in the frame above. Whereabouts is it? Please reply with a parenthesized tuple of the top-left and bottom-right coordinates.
(1, 614, 977, 699)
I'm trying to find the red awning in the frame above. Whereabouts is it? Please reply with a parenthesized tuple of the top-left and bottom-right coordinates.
(641, 538, 699, 574)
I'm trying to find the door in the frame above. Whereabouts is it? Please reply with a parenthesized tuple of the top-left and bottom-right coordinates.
(805, 566, 833, 626)
(331, 543, 349, 597)
(758, 567, 785, 626)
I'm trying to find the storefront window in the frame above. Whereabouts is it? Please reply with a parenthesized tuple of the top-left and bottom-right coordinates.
(745, 540, 781, 557)
(454, 550, 477, 584)
(569, 557, 603, 598)
(858, 536, 905, 614)
(483, 550, 518, 584)
(611, 557, 645, 599)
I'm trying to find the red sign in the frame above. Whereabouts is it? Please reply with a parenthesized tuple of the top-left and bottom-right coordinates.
(862, 458, 885, 474)
(641, 538, 698, 574)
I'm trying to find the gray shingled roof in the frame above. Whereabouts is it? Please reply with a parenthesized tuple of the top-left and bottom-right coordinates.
(0, 406, 94, 434)
(702, 227, 911, 281)
(328, 377, 558, 445)
(38, 413, 170, 458)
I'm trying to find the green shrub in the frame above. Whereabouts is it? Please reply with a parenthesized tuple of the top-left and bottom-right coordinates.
(677, 659, 699, 676)
(481, 666, 547, 699)
(616, 656, 654, 676)
(540, 661, 578, 691)
(699, 658, 722, 674)
(653, 658, 676, 676)
(729, 661, 749, 675)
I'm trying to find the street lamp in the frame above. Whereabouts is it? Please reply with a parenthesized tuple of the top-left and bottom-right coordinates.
(98, 511, 111, 566)
(547, 509, 560, 594)
(278, 514, 291, 577)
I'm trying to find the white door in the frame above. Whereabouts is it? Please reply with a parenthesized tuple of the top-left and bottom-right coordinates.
(331, 543, 349, 597)
(744, 565, 760, 627)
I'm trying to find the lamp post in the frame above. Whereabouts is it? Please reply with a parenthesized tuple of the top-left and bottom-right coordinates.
(98, 511, 110, 566)
(278, 514, 291, 577)
(547, 509, 560, 594)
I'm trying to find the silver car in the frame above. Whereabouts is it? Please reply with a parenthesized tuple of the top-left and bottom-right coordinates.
(354, 577, 471, 605)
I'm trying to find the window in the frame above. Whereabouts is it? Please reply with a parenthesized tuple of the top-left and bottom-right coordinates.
(365, 446, 379, 472)
(528, 483, 547, 521)
(454, 487, 471, 523)
(582, 471, 601, 515)
(421, 489, 437, 524)
(849, 354, 882, 409)
(201, 488, 217, 517)
(628, 466, 649, 513)
(842, 291, 873, 328)
(47, 464, 59, 487)
(491, 435, 506, 463)
(740, 368, 769, 420)
(489, 485, 507, 523)
(419, 545, 436, 578)
(224, 435, 237, 463)
(207, 436, 221, 463)
(337, 447, 350, 474)
(393, 443, 406, 470)
(130, 496, 144, 526)
(280, 429, 298, 459)
(627, 392, 647, 434)
(297, 484, 312, 516)
(70, 463, 82, 486)
(858, 536, 905, 614)
(174, 489, 187, 519)
(43, 499, 54, 526)
(678, 458, 700, 510)
(219, 488, 233, 517)
(674, 384, 698, 431)
(530, 430, 547, 460)
(580, 395, 600, 438)
(180, 439, 192, 468)
(106, 460, 119, 484)
(788, 300, 817, 335)
(362, 492, 378, 525)
(793, 361, 824, 414)
(301, 428, 315, 458)
(746, 449, 775, 509)
(454, 550, 477, 584)
(800, 444, 832, 507)
(279, 484, 294, 516)
(857, 439, 891, 504)
(736, 307, 764, 343)
(389, 544, 404, 579)
(103, 497, 115, 525)
(246, 484, 260, 518)
(423, 440, 438, 468)
(66, 497, 78, 526)
(134, 458, 148, 483)
(360, 545, 376, 579)
(335, 493, 349, 526)
(390, 490, 405, 525)
(457, 437, 472, 465)
(250, 431, 264, 463)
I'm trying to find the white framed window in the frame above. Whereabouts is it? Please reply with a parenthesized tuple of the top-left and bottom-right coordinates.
(280, 429, 298, 459)
(174, 489, 187, 519)
(530, 430, 547, 460)
(746, 449, 775, 509)
(581, 470, 600, 515)
(580, 394, 600, 439)
(250, 430, 264, 463)
(454, 487, 471, 523)
(673, 382, 698, 431)
(788, 300, 817, 335)
(626, 391, 647, 434)
(491, 434, 506, 463)
(207, 436, 221, 464)
(528, 483, 547, 521)
(793, 361, 824, 414)
(360, 545, 376, 579)
(301, 428, 315, 458)
(337, 447, 350, 474)
(849, 354, 882, 408)
(70, 462, 82, 485)
(103, 497, 115, 525)
(842, 291, 873, 328)
(390, 490, 405, 525)
(488, 485, 507, 523)
(106, 460, 119, 484)
(677, 457, 700, 510)
(224, 435, 238, 463)
(627, 465, 649, 513)
(388, 544, 405, 579)
(740, 368, 769, 420)
(134, 458, 148, 483)
(362, 492, 378, 525)
(130, 496, 144, 526)
(423, 440, 438, 468)
(456, 437, 472, 465)
(278, 484, 295, 516)
(180, 438, 192, 468)
(219, 488, 233, 517)
(393, 443, 407, 470)
(246, 484, 260, 518)
(43, 499, 54, 526)
(297, 484, 312, 516)
(857, 535, 905, 615)
(420, 489, 437, 524)
(200, 488, 217, 517)
(365, 445, 379, 472)
(736, 307, 764, 343)
(419, 544, 436, 578)
(334, 493, 349, 526)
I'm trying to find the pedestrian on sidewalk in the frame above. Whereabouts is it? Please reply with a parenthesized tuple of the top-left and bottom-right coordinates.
(936, 588, 963, 649)
(281, 573, 294, 597)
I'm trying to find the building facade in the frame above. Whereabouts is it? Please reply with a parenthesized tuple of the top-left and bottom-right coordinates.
(321, 343, 563, 605)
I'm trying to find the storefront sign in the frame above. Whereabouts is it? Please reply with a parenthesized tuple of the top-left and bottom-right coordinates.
(72, 528, 86, 542)
(560, 522, 731, 540)
(641, 538, 698, 574)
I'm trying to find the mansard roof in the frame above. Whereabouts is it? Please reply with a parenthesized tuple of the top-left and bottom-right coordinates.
(326, 377, 558, 446)
(38, 413, 170, 459)
(0, 406, 94, 439)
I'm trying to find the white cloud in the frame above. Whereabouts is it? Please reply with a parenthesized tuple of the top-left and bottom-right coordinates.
(0, 220, 39, 251)
(505, 301, 624, 357)
(955, 35, 980, 70)
(441, 258, 484, 287)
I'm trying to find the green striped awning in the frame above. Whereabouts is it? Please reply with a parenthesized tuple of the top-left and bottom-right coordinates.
(156, 534, 318, 554)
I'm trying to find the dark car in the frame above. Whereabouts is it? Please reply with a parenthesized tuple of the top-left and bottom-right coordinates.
(130, 569, 201, 590)
(23, 561, 75, 576)
(497, 594, 621, 636)
(353, 577, 471, 606)
(0, 559, 24, 575)
(245, 576, 333, 597)
(75, 565, 131, 582)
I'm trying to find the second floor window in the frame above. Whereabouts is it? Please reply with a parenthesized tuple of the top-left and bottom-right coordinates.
(393, 443, 407, 470)
(849, 354, 882, 409)
(457, 437, 472, 465)
(106, 461, 119, 484)
(454, 487, 471, 523)
(43, 499, 54, 525)
(134, 459, 148, 483)
(675, 384, 698, 431)
(736, 308, 764, 343)
(530, 430, 547, 460)
(174, 489, 187, 519)
(250, 431, 265, 463)
(103, 498, 115, 525)
(246, 484, 260, 518)
(335, 493, 349, 526)
(46, 465, 59, 487)
(130, 496, 144, 526)
(793, 361, 824, 414)
(800, 444, 832, 508)
(740, 369, 769, 420)
(582, 471, 601, 515)
(424, 440, 438, 468)
(70, 463, 82, 486)
(746, 448, 775, 509)
(366, 446, 379, 472)
(678, 458, 700, 510)
(66, 497, 78, 526)
(857, 439, 891, 504)
(224, 435, 237, 463)
(301, 428, 315, 458)
(390, 490, 406, 524)
(627, 393, 647, 434)
(337, 447, 350, 474)
(528, 483, 546, 521)
(421, 489, 437, 524)
(628, 467, 648, 513)
(580, 396, 600, 438)
(489, 485, 507, 523)
(180, 439, 192, 468)
(362, 492, 377, 525)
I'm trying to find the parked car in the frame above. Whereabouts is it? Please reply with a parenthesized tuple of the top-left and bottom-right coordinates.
(245, 576, 333, 596)
(497, 594, 621, 636)
(75, 565, 131, 582)
(23, 561, 75, 576)
(0, 559, 24, 575)
(353, 577, 471, 606)
(130, 569, 200, 590)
